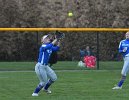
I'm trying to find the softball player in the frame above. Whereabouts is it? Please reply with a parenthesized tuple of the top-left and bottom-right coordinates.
(32, 35, 60, 96)
(112, 32, 129, 89)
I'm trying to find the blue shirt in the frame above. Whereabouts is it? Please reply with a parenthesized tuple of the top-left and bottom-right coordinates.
(80, 50, 85, 57)
(119, 39, 129, 57)
(38, 43, 59, 65)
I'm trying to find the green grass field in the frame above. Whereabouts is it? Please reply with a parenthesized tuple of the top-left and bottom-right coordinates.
(0, 61, 128, 100)
(0, 71, 129, 100)
(0, 61, 124, 71)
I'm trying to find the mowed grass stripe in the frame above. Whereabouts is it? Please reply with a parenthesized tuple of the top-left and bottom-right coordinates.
(0, 61, 123, 71)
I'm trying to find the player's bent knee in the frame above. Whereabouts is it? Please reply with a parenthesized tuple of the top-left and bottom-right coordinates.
(121, 72, 126, 76)
(52, 76, 57, 82)
(51, 74, 57, 82)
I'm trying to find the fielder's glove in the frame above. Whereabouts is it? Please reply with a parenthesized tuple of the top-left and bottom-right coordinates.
(55, 31, 65, 39)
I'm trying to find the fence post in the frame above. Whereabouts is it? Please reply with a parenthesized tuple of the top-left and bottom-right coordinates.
(97, 32, 99, 70)
(36, 32, 39, 60)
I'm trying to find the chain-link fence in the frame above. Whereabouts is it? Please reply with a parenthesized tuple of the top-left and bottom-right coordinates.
(0, 31, 126, 70)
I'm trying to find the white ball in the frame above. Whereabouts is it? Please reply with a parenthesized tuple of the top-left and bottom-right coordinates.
(78, 61, 85, 67)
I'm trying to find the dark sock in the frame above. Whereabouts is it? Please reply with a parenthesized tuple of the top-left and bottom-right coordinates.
(34, 84, 43, 93)
(117, 76, 126, 87)
(44, 79, 54, 90)
(118, 80, 124, 87)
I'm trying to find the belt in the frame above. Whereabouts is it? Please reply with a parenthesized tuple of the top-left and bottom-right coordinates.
(38, 62, 48, 66)
(42, 63, 48, 65)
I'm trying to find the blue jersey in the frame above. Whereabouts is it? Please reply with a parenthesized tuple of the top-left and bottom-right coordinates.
(38, 43, 59, 65)
(119, 39, 129, 57)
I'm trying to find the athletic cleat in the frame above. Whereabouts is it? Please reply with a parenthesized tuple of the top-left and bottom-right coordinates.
(112, 85, 122, 90)
(32, 93, 38, 96)
(43, 88, 52, 94)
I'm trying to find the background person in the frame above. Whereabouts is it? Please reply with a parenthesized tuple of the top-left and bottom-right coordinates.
(83, 46, 96, 68)
(79, 47, 85, 61)
(85, 46, 94, 56)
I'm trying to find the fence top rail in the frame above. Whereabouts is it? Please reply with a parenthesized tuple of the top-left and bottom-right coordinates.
(0, 28, 129, 32)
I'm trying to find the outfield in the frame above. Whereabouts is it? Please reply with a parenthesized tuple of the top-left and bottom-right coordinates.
(0, 61, 129, 100)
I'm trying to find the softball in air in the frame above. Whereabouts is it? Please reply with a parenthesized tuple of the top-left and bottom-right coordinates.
(68, 12, 73, 17)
